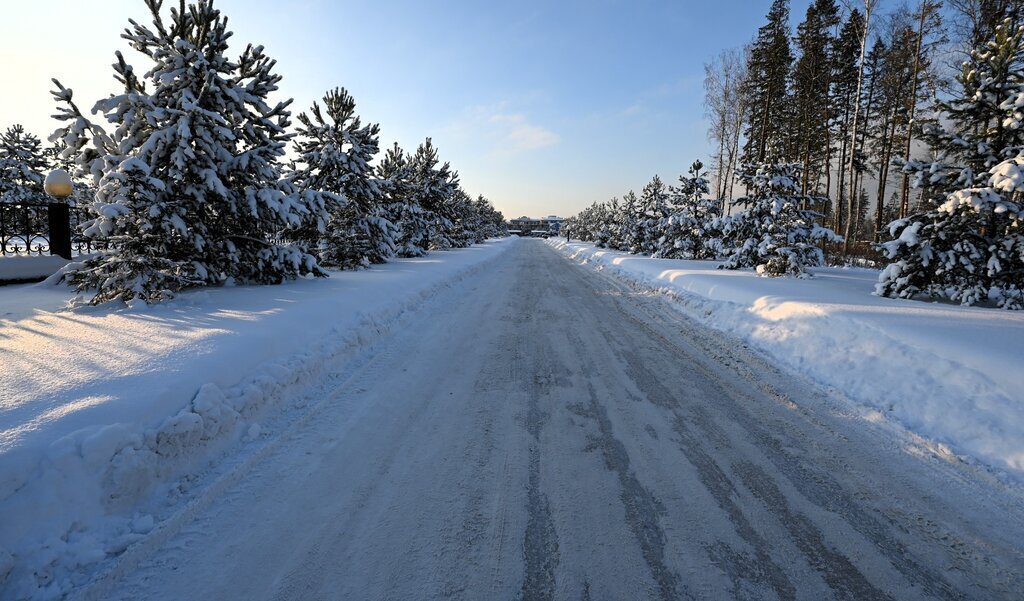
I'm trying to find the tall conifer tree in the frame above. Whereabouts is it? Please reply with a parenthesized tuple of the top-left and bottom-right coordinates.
(408, 138, 459, 251)
(52, 0, 323, 304)
(286, 87, 396, 269)
(379, 142, 431, 257)
(790, 0, 840, 194)
(0, 125, 48, 204)
(743, 0, 794, 163)
(830, 10, 865, 232)
(878, 18, 1024, 308)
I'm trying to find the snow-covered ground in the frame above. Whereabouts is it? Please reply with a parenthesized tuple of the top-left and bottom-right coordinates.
(547, 238, 1024, 483)
(0, 255, 71, 283)
(64, 240, 1024, 601)
(0, 238, 514, 599)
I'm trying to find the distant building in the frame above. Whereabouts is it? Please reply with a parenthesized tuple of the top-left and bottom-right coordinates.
(508, 215, 563, 235)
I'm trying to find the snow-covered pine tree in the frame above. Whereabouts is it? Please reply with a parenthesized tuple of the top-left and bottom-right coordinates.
(636, 175, 670, 256)
(445, 188, 477, 248)
(615, 190, 641, 252)
(440, 189, 504, 246)
(66, 158, 204, 303)
(598, 198, 619, 248)
(490, 199, 509, 237)
(51, 0, 323, 304)
(562, 207, 583, 242)
(831, 9, 864, 234)
(594, 203, 611, 243)
(408, 138, 459, 250)
(0, 125, 51, 248)
(656, 160, 722, 259)
(605, 200, 623, 248)
(0, 125, 49, 204)
(461, 190, 503, 244)
(286, 87, 396, 270)
(460, 194, 486, 243)
(743, 0, 795, 164)
(720, 163, 841, 276)
(378, 142, 432, 257)
(877, 17, 1024, 308)
(48, 80, 114, 188)
(568, 201, 605, 245)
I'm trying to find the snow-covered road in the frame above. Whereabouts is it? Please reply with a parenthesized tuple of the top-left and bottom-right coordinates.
(90, 240, 1024, 601)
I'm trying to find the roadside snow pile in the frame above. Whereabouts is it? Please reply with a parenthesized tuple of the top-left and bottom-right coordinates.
(0, 238, 514, 600)
(0, 256, 70, 283)
(548, 239, 1024, 482)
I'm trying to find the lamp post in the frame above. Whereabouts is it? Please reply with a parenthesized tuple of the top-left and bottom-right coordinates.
(43, 169, 74, 259)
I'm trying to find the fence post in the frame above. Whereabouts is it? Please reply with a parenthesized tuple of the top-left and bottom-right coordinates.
(48, 203, 72, 259)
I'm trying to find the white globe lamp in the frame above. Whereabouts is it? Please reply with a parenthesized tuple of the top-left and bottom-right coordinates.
(44, 169, 74, 200)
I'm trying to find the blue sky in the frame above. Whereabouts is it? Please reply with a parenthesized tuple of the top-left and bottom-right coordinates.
(1, 0, 816, 218)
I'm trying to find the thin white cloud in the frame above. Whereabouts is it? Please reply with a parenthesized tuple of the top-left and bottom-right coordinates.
(622, 103, 643, 116)
(617, 76, 701, 120)
(490, 113, 560, 150)
(446, 104, 559, 155)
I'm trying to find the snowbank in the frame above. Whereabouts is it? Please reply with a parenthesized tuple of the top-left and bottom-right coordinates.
(548, 239, 1024, 482)
(0, 238, 515, 599)
(0, 255, 71, 283)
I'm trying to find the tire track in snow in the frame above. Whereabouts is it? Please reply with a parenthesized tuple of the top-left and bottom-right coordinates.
(732, 460, 893, 601)
(519, 273, 560, 601)
(560, 241, 1022, 599)
(582, 304, 799, 599)
(540, 244, 686, 600)
(670, 413, 796, 601)
(521, 443, 559, 601)
(608, 285, 985, 600)
(571, 381, 688, 601)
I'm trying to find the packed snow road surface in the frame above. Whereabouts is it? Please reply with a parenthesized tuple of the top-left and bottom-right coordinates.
(95, 240, 1023, 601)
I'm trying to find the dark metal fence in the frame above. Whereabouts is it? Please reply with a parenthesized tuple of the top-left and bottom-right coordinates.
(1, 202, 59, 257)
(0, 202, 110, 259)
(0, 201, 309, 263)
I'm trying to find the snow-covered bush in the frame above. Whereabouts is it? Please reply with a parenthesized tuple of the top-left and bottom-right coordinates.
(719, 163, 840, 277)
(655, 160, 723, 259)
(877, 158, 1024, 308)
(634, 175, 671, 256)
